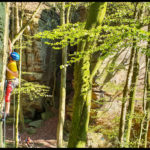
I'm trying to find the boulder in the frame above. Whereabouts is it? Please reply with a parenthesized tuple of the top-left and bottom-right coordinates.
(26, 127, 37, 134)
(28, 120, 43, 128)
(24, 118, 32, 124)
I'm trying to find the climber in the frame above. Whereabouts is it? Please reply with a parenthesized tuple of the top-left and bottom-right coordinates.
(25, 137, 33, 147)
(4, 39, 20, 117)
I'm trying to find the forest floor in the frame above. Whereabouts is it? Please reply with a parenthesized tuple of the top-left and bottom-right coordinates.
(5, 116, 58, 148)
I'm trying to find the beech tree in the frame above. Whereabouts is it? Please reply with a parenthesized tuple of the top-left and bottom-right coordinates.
(138, 23, 150, 148)
(57, 2, 67, 148)
(34, 2, 150, 148)
(118, 3, 150, 147)
(67, 2, 107, 147)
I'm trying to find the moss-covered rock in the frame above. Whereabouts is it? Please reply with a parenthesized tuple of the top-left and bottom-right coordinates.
(24, 118, 32, 124)
(26, 127, 37, 134)
(28, 120, 43, 128)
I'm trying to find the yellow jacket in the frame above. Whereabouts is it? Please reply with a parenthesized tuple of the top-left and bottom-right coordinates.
(6, 61, 18, 80)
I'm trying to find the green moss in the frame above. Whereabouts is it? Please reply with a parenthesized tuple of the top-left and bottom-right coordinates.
(26, 127, 37, 134)
(68, 3, 107, 148)
(67, 2, 108, 147)
(85, 2, 107, 30)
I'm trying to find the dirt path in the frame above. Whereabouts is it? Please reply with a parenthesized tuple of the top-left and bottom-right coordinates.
(6, 116, 58, 148)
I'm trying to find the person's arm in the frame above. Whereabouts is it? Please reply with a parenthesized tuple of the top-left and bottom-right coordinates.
(8, 39, 13, 55)
(6, 67, 18, 78)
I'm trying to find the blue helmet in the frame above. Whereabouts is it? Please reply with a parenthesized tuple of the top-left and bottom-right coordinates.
(11, 52, 20, 61)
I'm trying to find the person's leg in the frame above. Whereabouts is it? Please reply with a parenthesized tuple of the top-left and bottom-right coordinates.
(5, 81, 13, 115)
(5, 103, 10, 115)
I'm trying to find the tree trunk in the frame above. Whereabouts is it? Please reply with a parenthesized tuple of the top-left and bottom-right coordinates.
(57, 2, 67, 148)
(66, 3, 71, 24)
(137, 55, 149, 148)
(119, 42, 136, 147)
(19, 2, 25, 131)
(119, 3, 139, 146)
(142, 58, 150, 148)
(138, 23, 150, 148)
(68, 2, 107, 148)
(0, 2, 9, 148)
(124, 48, 139, 147)
(15, 2, 20, 148)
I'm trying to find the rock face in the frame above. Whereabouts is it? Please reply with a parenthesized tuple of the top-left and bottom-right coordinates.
(9, 3, 62, 119)
(8, 3, 88, 119)
(0, 2, 8, 100)
(19, 3, 61, 84)
(0, 2, 9, 147)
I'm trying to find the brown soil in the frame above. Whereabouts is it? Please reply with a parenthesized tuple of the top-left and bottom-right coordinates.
(5, 116, 58, 148)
